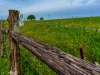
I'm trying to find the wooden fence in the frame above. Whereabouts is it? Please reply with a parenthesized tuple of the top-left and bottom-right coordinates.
(0, 10, 100, 75)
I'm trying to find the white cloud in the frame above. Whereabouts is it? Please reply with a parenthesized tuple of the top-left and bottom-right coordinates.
(20, 0, 99, 14)
(0, 0, 100, 18)
(87, 0, 97, 5)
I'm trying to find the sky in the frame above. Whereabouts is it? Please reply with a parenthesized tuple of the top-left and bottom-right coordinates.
(0, 0, 100, 20)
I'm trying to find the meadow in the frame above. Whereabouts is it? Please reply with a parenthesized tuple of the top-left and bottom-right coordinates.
(0, 16, 100, 75)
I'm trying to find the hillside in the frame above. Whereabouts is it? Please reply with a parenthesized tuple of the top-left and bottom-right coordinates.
(1, 16, 100, 75)
(22, 16, 100, 63)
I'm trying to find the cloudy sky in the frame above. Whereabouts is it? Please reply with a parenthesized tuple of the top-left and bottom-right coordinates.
(0, 0, 100, 20)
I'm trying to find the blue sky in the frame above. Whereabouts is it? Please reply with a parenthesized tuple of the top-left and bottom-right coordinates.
(0, 0, 100, 20)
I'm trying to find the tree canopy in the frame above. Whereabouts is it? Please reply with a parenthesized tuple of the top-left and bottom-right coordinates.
(27, 15, 36, 20)
(40, 17, 44, 20)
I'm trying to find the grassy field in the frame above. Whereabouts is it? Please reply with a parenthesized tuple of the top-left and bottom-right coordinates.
(22, 16, 100, 62)
(1, 16, 100, 75)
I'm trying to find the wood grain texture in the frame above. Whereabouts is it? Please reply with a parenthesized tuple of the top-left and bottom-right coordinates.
(8, 10, 21, 75)
(11, 32, 100, 75)
(0, 20, 4, 56)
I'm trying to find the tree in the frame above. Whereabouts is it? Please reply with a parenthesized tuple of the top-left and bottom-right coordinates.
(27, 15, 36, 20)
(40, 17, 44, 20)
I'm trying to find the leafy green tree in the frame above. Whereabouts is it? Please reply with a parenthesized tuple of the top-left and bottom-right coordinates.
(40, 17, 44, 20)
(27, 15, 36, 20)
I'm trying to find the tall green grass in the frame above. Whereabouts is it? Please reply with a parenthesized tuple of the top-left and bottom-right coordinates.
(22, 20, 100, 64)
(1, 17, 100, 75)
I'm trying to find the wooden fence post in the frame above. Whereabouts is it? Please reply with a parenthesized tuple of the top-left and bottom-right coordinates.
(0, 20, 4, 56)
(80, 48, 84, 60)
(8, 10, 21, 75)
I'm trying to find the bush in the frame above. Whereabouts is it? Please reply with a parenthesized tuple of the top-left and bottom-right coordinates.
(40, 17, 44, 20)
(27, 15, 36, 20)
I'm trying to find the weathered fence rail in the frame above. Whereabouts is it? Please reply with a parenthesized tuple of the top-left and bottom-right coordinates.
(12, 32, 100, 75)
(0, 10, 100, 75)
